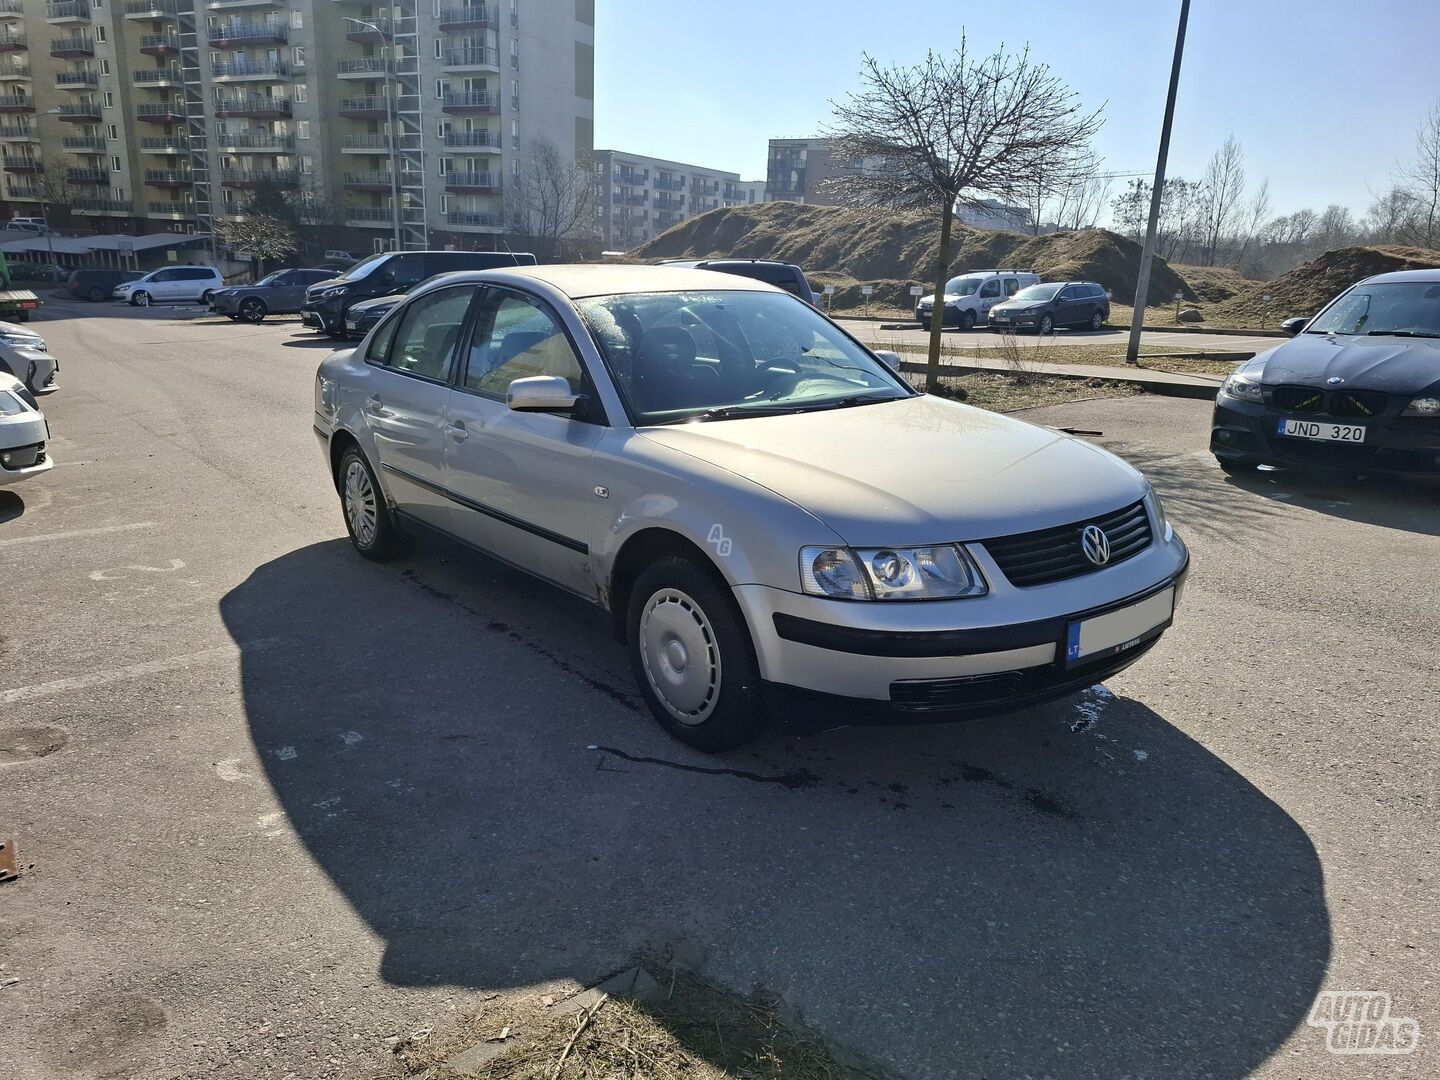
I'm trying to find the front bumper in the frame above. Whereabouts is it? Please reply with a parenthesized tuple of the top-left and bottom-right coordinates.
(988, 310, 1040, 330)
(1211, 396, 1440, 475)
(210, 293, 238, 314)
(1, 412, 52, 486)
(914, 302, 963, 326)
(735, 540, 1189, 710)
(301, 303, 342, 333)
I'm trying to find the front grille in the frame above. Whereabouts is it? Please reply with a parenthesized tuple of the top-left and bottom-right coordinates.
(1271, 384, 1389, 418)
(980, 500, 1153, 588)
(1, 441, 44, 469)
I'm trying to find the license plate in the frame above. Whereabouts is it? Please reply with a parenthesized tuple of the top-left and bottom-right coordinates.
(1066, 587, 1175, 666)
(1277, 418, 1366, 443)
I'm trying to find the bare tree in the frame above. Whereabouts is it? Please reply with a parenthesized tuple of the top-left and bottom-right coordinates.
(1366, 186, 1418, 242)
(1044, 152, 1110, 232)
(1314, 203, 1357, 249)
(503, 137, 596, 261)
(1234, 178, 1272, 271)
(822, 39, 1102, 390)
(213, 213, 296, 279)
(1396, 102, 1440, 247)
(37, 152, 82, 231)
(1198, 136, 1246, 266)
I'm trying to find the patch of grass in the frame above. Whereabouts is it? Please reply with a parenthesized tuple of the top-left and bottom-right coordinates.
(914, 371, 1146, 412)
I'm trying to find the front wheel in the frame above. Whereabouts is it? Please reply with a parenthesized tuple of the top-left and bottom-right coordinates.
(337, 445, 409, 561)
(239, 298, 266, 323)
(627, 556, 767, 751)
(960, 309, 976, 331)
(131, 291, 151, 307)
(1217, 457, 1259, 476)
(200, 290, 215, 305)
(1039, 314, 1054, 335)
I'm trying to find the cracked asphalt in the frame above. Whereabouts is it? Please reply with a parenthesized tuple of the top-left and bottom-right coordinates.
(2, 302, 1436, 1079)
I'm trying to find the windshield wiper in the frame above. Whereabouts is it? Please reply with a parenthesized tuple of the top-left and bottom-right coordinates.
(1365, 329, 1440, 338)
(649, 392, 899, 426)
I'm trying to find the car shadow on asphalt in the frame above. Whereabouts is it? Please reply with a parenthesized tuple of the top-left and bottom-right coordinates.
(280, 335, 344, 349)
(220, 536, 1331, 1079)
(1221, 468, 1440, 537)
(0, 489, 22, 524)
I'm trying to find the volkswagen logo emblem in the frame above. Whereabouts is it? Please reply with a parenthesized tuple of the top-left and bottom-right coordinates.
(1327, 376, 1345, 385)
(1081, 524, 1111, 566)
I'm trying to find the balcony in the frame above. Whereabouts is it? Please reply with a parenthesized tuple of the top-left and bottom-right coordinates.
(345, 206, 396, 227)
(133, 67, 182, 88)
(123, 0, 177, 17)
(62, 134, 105, 152)
(653, 176, 684, 192)
(213, 130, 293, 151)
(206, 0, 281, 8)
(56, 69, 99, 89)
(139, 134, 184, 152)
(437, 5, 496, 30)
(653, 195, 684, 211)
(617, 193, 647, 207)
(337, 56, 387, 78)
(614, 171, 648, 186)
(338, 95, 388, 118)
(146, 200, 192, 216)
(0, 0, 21, 19)
(219, 168, 297, 187)
(49, 33, 92, 57)
(138, 32, 178, 56)
(441, 130, 500, 150)
(75, 197, 133, 215)
(57, 99, 100, 120)
(444, 170, 498, 193)
(135, 102, 184, 122)
(143, 168, 189, 185)
(0, 121, 32, 138)
(690, 182, 720, 197)
(340, 133, 393, 153)
(0, 93, 35, 113)
(344, 17, 390, 43)
(207, 22, 286, 45)
(344, 170, 395, 191)
(0, 64, 30, 81)
(210, 59, 287, 81)
(214, 94, 290, 117)
(0, 31, 24, 51)
(65, 165, 106, 183)
(0, 153, 40, 171)
(441, 46, 497, 71)
(440, 90, 498, 114)
(446, 209, 500, 230)
(6, 181, 39, 199)
(44, 1, 91, 24)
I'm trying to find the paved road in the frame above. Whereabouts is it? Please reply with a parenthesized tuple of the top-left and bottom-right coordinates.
(836, 317, 1280, 354)
(3, 306, 1437, 1079)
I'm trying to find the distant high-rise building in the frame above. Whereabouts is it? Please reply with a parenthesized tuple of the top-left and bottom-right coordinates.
(593, 149, 750, 250)
(0, 0, 594, 252)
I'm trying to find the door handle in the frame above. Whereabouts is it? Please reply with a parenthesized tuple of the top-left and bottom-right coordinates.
(444, 421, 469, 441)
(365, 394, 388, 417)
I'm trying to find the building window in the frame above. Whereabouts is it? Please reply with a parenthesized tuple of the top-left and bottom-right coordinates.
(435, 79, 444, 99)
(292, 46, 304, 66)
(299, 155, 313, 174)
(438, 157, 448, 176)
(294, 84, 306, 103)
(290, 9, 302, 28)
(510, 40, 518, 69)
(95, 26, 106, 43)
(107, 123, 117, 140)
(296, 120, 310, 139)
(510, 118, 518, 139)
(437, 120, 448, 137)
(440, 193, 449, 214)
(98, 59, 110, 75)
(110, 156, 121, 172)
(434, 38, 441, 58)
(102, 91, 114, 108)
(512, 158, 519, 178)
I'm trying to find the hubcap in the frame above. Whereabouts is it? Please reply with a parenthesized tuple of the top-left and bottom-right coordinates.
(136, 293, 149, 306)
(343, 459, 377, 547)
(243, 302, 262, 321)
(639, 588, 722, 724)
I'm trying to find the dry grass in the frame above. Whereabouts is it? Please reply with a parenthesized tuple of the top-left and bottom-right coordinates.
(389, 969, 885, 1080)
(915, 371, 1146, 412)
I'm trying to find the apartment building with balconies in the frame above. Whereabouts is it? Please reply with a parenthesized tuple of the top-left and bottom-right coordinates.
(0, 0, 594, 252)
(593, 149, 745, 250)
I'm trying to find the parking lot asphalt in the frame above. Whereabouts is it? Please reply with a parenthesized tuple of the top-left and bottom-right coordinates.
(2, 308, 1437, 1079)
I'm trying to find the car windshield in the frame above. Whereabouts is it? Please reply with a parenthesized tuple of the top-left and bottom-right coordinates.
(252, 271, 285, 287)
(336, 253, 389, 281)
(943, 275, 986, 296)
(578, 290, 913, 425)
(1013, 284, 1063, 302)
(1307, 281, 1440, 337)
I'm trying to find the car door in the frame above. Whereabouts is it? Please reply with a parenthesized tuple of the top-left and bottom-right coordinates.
(268, 270, 303, 312)
(977, 277, 1003, 316)
(143, 268, 178, 300)
(441, 285, 608, 599)
(357, 283, 480, 530)
(1055, 286, 1081, 325)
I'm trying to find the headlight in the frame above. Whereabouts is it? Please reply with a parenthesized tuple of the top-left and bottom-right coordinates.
(799, 544, 988, 600)
(1146, 485, 1173, 542)
(0, 333, 41, 348)
(320, 286, 349, 299)
(1402, 396, 1440, 416)
(1220, 373, 1265, 402)
(0, 389, 31, 416)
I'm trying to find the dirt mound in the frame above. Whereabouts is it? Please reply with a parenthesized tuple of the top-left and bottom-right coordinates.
(633, 202, 1193, 304)
(1212, 245, 1440, 323)
(1172, 264, 1253, 303)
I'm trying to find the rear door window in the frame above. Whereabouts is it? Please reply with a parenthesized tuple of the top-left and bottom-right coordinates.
(1004, 278, 1020, 296)
(378, 286, 478, 382)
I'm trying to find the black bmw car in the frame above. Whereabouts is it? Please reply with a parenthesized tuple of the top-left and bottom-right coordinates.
(1211, 269, 1440, 476)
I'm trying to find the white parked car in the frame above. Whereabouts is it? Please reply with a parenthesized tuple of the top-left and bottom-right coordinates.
(915, 269, 1041, 329)
(113, 266, 224, 307)
(0, 319, 58, 396)
(0, 372, 52, 486)
(314, 265, 1188, 750)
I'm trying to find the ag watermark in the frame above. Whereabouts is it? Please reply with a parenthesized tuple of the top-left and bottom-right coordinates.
(1308, 990, 1421, 1055)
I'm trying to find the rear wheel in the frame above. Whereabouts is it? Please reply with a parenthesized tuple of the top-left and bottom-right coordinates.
(200, 290, 215, 305)
(1090, 309, 1105, 331)
(337, 445, 409, 561)
(86, 287, 106, 302)
(239, 297, 267, 323)
(627, 556, 767, 751)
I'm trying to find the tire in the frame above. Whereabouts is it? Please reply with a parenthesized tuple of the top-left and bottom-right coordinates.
(1090, 309, 1105, 331)
(131, 291, 151, 307)
(200, 290, 215, 305)
(1217, 457, 1259, 476)
(337, 445, 409, 561)
(86, 287, 106, 302)
(960, 309, 976, 331)
(15, 308, 27, 322)
(627, 555, 767, 752)
(1039, 314, 1054, 335)
(239, 298, 267, 324)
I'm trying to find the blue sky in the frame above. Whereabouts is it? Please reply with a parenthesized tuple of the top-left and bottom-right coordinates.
(593, 0, 1437, 223)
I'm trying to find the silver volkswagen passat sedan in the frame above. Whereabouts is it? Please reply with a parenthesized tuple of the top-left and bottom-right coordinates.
(314, 265, 1188, 750)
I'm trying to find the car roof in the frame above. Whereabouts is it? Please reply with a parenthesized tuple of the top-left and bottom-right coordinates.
(1359, 268, 1440, 284)
(423, 263, 777, 299)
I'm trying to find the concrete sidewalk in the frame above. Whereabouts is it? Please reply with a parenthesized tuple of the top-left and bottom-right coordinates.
(892, 351, 1228, 399)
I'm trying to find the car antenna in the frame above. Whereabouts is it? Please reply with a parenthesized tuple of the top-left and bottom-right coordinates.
(498, 238, 520, 266)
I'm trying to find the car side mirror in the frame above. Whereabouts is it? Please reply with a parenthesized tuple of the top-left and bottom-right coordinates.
(1280, 316, 1308, 336)
(507, 375, 579, 413)
(873, 349, 903, 372)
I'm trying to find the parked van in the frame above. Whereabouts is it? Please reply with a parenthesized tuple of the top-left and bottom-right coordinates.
(4, 217, 49, 234)
(112, 265, 225, 306)
(68, 268, 144, 302)
(914, 269, 1040, 329)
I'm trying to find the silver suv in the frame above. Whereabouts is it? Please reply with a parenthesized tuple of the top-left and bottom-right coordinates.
(314, 266, 1188, 749)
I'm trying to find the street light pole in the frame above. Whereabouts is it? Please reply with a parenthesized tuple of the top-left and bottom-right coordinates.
(345, 18, 402, 252)
(1125, 0, 1190, 365)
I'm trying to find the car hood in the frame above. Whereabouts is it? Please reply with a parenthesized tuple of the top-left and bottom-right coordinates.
(638, 395, 1146, 545)
(1252, 333, 1440, 393)
(0, 319, 41, 340)
(990, 300, 1042, 314)
(348, 292, 404, 313)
